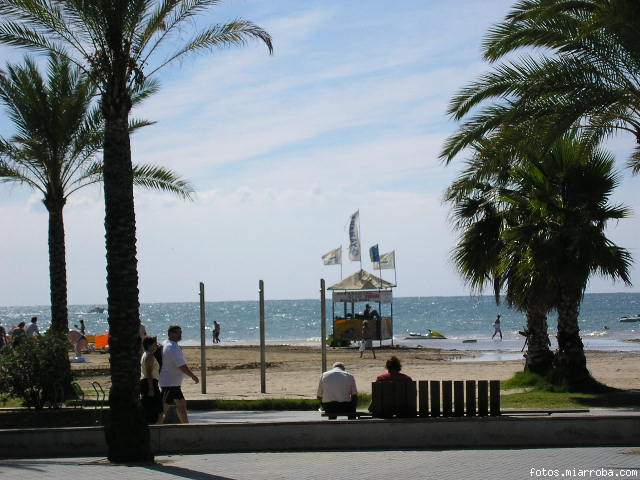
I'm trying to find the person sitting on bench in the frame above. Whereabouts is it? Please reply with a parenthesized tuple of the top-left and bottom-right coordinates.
(376, 356, 413, 382)
(317, 362, 358, 418)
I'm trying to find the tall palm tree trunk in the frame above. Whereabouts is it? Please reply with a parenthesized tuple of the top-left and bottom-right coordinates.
(552, 289, 592, 388)
(45, 197, 73, 396)
(45, 198, 69, 332)
(102, 86, 151, 462)
(524, 305, 553, 375)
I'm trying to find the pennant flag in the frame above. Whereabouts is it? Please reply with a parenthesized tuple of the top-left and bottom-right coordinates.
(374, 251, 395, 270)
(369, 244, 380, 263)
(348, 210, 361, 261)
(322, 246, 342, 265)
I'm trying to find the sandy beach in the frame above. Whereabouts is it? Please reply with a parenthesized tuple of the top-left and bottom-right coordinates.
(71, 345, 640, 400)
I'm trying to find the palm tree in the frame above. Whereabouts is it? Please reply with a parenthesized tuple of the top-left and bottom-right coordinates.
(440, 0, 640, 172)
(447, 135, 632, 383)
(0, 1, 272, 461)
(510, 137, 632, 388)
(0, 53, 193, 333)
(446, 148, 554, 375)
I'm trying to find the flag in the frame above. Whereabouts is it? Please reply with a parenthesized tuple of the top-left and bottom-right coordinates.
(322, 246, 342, 265)
(369, 244, 380, 263)
(348, 210, 361, 261)
(374, 251, 395, 270)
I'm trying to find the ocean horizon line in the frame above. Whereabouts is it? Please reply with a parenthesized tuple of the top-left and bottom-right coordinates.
(2, 290, 639, 309)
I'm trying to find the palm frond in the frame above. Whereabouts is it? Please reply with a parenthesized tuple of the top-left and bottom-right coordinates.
(132, 163, 194, 199)
(146, 19, 273, 78)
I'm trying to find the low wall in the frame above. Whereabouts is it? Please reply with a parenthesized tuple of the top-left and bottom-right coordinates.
(1, 416, 639, 459)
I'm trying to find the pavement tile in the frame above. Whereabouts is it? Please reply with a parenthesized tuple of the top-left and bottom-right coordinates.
(1, 447, 639, 480)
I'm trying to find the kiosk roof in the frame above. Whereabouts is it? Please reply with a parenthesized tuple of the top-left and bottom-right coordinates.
(328, 269, 395, 291)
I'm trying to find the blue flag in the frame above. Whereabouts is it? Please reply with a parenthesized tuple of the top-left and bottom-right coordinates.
(369, 244, 380, 263)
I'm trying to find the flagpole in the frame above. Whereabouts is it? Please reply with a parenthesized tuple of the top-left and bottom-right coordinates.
(394, 252, 397, 286)
(357, 210, 362, 271)
(340, 246, 343, 279)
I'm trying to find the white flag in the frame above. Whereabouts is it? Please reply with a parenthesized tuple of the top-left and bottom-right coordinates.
(348, 210, 361, 261)
(374, 251, 395, 270)
(322, 246, 342, 265)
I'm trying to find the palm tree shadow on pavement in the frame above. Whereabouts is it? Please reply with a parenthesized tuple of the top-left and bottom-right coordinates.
(573, 389, 640, 409)
(145, 463, 239, 480)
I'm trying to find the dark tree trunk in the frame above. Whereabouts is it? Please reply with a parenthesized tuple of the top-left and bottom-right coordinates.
(45, 198, 69, 332)
(524, 305, 553, 375)
(101, 87, 151, 462)
(552, 289, 593, 389)
(44, 197, 73, 396)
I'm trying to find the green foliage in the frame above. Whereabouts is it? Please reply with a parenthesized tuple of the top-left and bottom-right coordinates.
(0, 53, 193, 202)
(192, 393, 372, 411)
(441, 0, 640, 173)
(502, 390, 594, 409)
(503, 371, 559, 391)
(0, 393, 22, 408)
(0, 332, 72, 409)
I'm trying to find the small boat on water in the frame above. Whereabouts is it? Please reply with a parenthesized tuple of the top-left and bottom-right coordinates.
(619, 314, 640, 323)
(88, 307, 105, 314)
(405, 330, 447, 340)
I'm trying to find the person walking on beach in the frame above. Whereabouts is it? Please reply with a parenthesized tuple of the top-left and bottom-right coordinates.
(159, 325, 199, 424)
(213, 321, 221, 343)
(492, 314, 503, 340)
(317, 362, 358, 419)
(140, 336, 163, 424)
(360, 320, 376, 359)
(25, 317, 40, 337)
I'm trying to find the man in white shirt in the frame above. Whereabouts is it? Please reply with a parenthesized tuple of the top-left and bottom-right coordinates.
(159, 325, 199, 423)
(317, 362, 358, 419)
(25, 317, 39, 337)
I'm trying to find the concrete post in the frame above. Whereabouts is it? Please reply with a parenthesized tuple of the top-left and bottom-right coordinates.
(259, 279, 266, 394)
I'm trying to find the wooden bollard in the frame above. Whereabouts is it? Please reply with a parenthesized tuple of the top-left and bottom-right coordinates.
(418, 381, 429, 417)
(429, 381, 440, 417)
(478, 380, 489, 417)
(442, 381, 452, 417)
(465, 380, 476, 416)
(454, 381, 464, 417)
(407, 382, 417, 417)
(490, 380, 501, 416)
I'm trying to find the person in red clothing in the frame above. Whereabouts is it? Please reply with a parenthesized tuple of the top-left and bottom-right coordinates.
(376, 356, 412, 382)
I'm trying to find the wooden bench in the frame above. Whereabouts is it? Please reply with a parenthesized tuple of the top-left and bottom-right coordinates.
(321, 411, 372, 420)
(371, 379, 501, 418)
(371, 381, 417, 418)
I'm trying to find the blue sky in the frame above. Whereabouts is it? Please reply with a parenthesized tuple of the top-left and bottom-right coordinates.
(0, 0, 638, 305)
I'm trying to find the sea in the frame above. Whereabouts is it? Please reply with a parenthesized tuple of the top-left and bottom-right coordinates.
(2, 293, 639, 360)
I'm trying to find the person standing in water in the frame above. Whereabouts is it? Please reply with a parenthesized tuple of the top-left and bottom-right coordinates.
(492, 314, 503, 340)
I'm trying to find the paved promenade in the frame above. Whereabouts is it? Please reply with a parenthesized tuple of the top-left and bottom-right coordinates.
(1, 447, 639, 480)
(188, 408, 640, 423)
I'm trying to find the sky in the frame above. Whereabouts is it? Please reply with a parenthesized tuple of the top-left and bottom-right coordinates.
(0, 0, 638, 306)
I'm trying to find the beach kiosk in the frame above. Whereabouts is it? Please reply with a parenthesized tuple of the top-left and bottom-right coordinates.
(328, 270, 395, 346)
